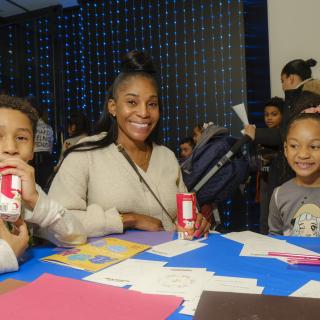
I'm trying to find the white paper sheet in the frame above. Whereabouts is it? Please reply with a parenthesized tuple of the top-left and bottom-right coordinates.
(290, 280, 320, 298)
(83, 259, 167, 287)
(130, 267, 213, 300)
(232, 103, 249, 125)
(147, 239, 207, 257)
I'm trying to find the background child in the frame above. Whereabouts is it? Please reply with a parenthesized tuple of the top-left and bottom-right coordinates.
(0, 94, 86, 274)
(179, 137, 195, 161)
(257, 97, 285, 234)
(268, 112, 320, 236)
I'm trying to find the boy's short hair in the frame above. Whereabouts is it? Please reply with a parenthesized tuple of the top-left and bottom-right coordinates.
(0, 94, 39, 135)
(264, 97, 285, 114)
(180, 137, 195, 148)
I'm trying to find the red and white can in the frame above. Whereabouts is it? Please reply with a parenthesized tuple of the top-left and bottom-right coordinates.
(0, 167, 21, 222)
(176, 193, 197, 239)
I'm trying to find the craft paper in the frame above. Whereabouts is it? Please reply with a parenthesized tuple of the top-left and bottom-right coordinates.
(0, 274, 183, 320)
(42, 237, 150, 272)
(84, 258, 167, 287)
(232, 103, 249, 125)
(147, 239, 207, 257)
(290, 280, 320, 298)
(0, 279, 27, 295)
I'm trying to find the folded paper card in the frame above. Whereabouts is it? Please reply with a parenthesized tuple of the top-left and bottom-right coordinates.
(42, 237, 150, 272)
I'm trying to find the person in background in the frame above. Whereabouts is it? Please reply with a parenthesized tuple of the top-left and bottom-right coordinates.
(281, 58, 318, 110)
(49, 50, 211, 238)
(268, 112, 320, 236)
(0, 94, 86, 274)
(179, 137, 195, 161)
(57, 111, 89, 164)
(256, 97, 285, 234)
(26, 96, 54, 191)
(193, 125, 203, 144)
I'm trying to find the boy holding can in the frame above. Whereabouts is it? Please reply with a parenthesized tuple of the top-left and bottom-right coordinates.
(0, 95, 86, 274)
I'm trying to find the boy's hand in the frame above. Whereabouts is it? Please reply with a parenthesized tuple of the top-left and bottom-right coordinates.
(0, 157, 39, 209)
(0, 218, 29, 258)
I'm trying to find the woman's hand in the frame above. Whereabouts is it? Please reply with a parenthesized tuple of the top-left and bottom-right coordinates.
(121, 213, 164, 231)
(0, 218, 29, 258)
(244, 124, 256, 141)
(0, 157, 39, 209)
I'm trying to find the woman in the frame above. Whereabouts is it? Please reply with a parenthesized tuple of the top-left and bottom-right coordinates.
(49, 51, 210, 238)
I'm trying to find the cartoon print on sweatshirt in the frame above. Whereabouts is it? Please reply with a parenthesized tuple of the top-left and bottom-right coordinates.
(291, 204, 320, 236)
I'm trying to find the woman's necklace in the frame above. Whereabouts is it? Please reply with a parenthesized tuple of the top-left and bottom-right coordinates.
(137, 145, 151, 170)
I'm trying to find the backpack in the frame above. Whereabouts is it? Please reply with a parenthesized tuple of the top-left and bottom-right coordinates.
(181, 125, 250, 206)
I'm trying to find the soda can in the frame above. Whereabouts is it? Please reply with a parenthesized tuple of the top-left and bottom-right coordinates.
(176, 193, 196, 240)
(0, 167, 21, 222)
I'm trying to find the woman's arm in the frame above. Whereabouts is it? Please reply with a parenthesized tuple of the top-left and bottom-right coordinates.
(48, 152, 123, 238)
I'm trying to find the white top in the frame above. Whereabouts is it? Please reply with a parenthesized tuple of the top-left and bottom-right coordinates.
(49, 134, 187, 237)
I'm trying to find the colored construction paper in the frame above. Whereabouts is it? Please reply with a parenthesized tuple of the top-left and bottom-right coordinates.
(95, 230, 175, 246)
(42, 237, 150, 272)
(0, 273, 183, 320)
(0, 278, 27, 295)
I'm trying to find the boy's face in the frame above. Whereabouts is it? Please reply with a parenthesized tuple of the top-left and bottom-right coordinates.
(0, 108, 34, 162)
(284, 118, 320, 185)
(264, 105, 282, 128)
(180, 142, 193, 159)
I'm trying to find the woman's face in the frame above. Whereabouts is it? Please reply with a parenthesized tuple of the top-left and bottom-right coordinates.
(281, 73, 301, 91)
(109, 75, 159, 146)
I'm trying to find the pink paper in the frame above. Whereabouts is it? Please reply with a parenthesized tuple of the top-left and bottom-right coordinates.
(0, 273, 182, 320)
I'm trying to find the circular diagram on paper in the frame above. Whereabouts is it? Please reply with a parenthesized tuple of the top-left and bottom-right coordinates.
(158, 274, 194, 288)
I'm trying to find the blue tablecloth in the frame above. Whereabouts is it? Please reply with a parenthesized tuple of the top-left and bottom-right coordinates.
(1, 233, 320, 319)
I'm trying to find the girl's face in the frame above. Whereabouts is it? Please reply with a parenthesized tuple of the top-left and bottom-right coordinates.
(108, 75, 159, 146)
(284, 118, 320, 186)
(264, 106, 282, 128)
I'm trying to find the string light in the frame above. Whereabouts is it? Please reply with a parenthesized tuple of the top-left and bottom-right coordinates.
(8, 25, 15, 95)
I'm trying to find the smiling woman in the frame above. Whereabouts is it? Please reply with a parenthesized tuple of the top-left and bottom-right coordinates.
(49, 51, 211, 238)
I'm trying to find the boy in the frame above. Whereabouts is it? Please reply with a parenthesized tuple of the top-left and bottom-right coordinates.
(179, 137, 195, 161)
(0, 95, 86, 274)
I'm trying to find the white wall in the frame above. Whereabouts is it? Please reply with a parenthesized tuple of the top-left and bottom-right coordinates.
(268, 0, 320, 97)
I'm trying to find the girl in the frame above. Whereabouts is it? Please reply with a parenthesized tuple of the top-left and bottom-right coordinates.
(268, 112, 320, 236)
(49, 51, 210, 238)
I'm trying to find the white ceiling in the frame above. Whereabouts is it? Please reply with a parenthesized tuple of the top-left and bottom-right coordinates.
(0, 0, 78, 18)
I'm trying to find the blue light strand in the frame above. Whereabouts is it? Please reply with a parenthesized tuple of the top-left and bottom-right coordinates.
(172, 0, 180, 149)
(108, 0, 117, 72)
(190, 0, 199, 125)
(79, 7, 87, 116)
(101, 1, 109, 114)
(182, 0, 190, 137)
(124, 0, 129, 49)
(24, 22, 34, 95)
(93, 1, 102, 120)
(140, 0, 145, 51)
(164, 0, 170, 144)
(114, 0, 121, 71)
(238, 0, 245, 102)
(132, 0, 138, 50)
(209, 0, 220, 126)
(199, 0, 208, 123)
(227, 0, 233, 126)
(63, 14, 72, 116)
(219, 1, 227, 128)
(156, 0, 167, 144)
(8, 25, 15, 95)
(147, 0, 153, 56)
(84, 2, 94, 114)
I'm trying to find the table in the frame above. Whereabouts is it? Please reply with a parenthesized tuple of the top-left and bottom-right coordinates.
(1, 233, 320, 319)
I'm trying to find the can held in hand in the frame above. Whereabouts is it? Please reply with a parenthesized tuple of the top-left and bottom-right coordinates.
(0, 167, 21, 222)
(176, 192, 196, 240)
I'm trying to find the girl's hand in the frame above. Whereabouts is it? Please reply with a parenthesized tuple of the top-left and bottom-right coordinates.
(0, 218, 29, 258)
(121, 213, 164, 231)
(0, 157, 39, 209)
